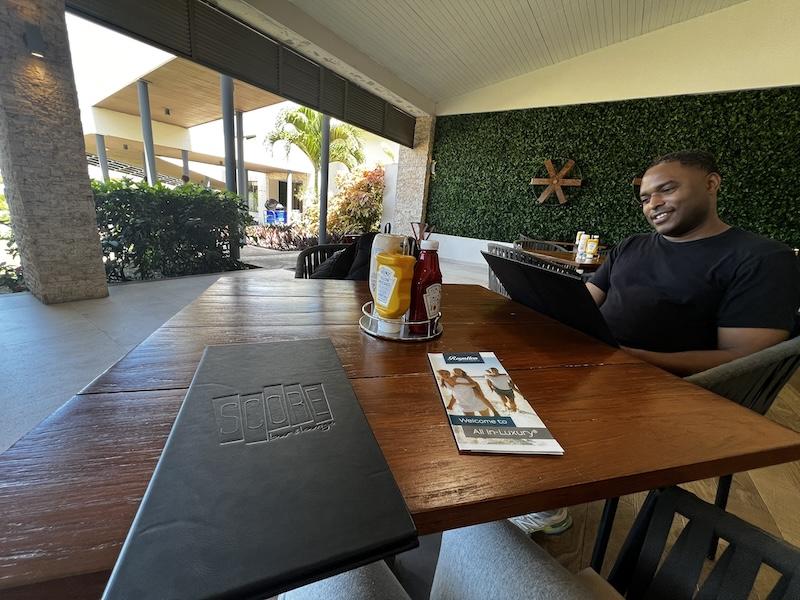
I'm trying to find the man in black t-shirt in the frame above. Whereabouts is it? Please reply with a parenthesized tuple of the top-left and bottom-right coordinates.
(587, 150, 800, 376)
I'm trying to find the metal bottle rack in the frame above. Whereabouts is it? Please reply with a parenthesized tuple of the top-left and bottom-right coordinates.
(359, 301, 443, 342)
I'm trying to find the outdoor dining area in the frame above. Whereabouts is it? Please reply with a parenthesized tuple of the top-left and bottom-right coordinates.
(2, 226, 800, 598)
(2, 0, 800, 599)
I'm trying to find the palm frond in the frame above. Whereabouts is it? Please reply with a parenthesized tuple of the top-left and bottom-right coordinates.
(264, 106, 366, 188)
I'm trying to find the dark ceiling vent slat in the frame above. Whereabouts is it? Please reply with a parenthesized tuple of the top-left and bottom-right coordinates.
(345, 84, 385, 136)
(190, 1, 279, 93)
(320, 69, 346, 119)
(279, 47, 321, 108)
(384, 105, 416, 148)
(66, 0, 191, 56)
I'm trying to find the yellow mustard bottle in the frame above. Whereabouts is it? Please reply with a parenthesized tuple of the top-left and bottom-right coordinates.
(373, 252, 416, 332)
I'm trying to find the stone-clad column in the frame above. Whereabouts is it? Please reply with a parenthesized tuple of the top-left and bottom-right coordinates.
(393, 116, 435, 238)
(0, 0, 108, 303)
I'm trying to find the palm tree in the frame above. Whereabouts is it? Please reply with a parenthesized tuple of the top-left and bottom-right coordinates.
(266, 106, 365, 195)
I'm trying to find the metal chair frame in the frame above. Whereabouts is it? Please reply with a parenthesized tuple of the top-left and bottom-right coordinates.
(592, 336, 800, 572)
(607, 486, 800, 599)
(294, 243, 349, 279)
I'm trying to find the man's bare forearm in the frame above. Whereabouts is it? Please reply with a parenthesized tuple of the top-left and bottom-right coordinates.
(621, 346, 740, 377)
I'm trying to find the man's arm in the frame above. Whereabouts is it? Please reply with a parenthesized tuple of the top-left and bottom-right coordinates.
(622, 327, 790, 376)
(586, 282, 606, 306)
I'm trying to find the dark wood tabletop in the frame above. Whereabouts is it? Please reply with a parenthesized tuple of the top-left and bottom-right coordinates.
(523, 249, 605, 271)
(2, 274, 800, 599)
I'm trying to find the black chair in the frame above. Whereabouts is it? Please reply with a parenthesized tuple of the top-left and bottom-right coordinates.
(294, 243, 348, 278)
(592, 335, 800, 572)
(607, 486, 800, 599)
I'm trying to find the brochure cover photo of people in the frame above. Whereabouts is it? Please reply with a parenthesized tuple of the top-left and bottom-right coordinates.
(428, 352, 564, 455)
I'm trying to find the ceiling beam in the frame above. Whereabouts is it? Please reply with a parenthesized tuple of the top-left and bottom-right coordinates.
(216, 0, 435, 117)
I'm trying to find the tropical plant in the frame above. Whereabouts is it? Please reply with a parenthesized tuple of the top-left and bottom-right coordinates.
(246, 223, 346, 251)
(327, 166, 384, 234)
(266, 106, 365, 195)
(303, 166, 384, 235)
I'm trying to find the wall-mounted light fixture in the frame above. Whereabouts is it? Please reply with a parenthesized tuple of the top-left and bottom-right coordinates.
(23, 23, 46, 58)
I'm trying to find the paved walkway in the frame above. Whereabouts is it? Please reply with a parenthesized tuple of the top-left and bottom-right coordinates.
(0, 246, 486, 452)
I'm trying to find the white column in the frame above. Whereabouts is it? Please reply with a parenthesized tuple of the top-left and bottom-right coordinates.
(137, 80, 157, 185)
(95, 134, 110, 182)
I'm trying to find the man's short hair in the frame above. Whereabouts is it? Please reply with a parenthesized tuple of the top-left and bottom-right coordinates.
(648, 150, 720, 175)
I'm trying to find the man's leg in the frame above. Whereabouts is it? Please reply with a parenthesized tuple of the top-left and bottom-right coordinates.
(431, 520, 594, 600)
(279, 560, 410, 600)
(509, 507, 573, 535)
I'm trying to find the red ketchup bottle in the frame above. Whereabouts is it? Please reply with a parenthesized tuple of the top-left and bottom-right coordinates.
(409, 239, 443, 335)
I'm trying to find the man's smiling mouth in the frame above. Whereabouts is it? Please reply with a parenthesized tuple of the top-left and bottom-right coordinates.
(651, 210, 672, 224)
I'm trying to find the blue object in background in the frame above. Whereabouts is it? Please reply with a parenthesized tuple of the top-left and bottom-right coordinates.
(264, 210, 287, 225)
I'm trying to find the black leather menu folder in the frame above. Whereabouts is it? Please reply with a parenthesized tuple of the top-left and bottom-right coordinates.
(103, 339, 417, 600)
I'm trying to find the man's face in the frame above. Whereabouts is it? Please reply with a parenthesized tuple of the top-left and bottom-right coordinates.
(639, 161, 719, 238)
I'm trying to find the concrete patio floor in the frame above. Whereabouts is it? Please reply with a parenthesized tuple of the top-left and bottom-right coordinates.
(0, 246, 487, 452)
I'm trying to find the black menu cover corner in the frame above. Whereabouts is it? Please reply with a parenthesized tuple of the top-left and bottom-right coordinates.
(103, 339, 417, 600)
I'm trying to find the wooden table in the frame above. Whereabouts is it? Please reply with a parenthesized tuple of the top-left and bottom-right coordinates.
(524, 249, 605, 271)
(2, 274, 800, 599)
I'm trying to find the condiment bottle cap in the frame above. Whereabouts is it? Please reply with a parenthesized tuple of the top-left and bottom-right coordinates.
(420, 240, 439, 250)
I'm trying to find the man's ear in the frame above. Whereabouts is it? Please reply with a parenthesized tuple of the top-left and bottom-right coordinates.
(707, 172, 721, 194)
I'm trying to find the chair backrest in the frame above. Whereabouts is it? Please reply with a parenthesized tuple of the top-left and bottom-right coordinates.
(486, 243, 582, 297)
(515, 235, 610, 256)
(294, 243, 349, 278)
(684, 336, 800, 414)
(610, 486, 800, 600)
(515, 235, 574, 252)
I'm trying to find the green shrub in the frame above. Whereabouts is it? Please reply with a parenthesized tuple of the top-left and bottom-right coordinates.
(93, 179, 253, 281)
(0, 192, 25, 292)
(0, 263, 24, 292)
(427, 87, 800, 246)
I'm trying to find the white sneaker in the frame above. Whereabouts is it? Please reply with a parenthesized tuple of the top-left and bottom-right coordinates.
(509, 508, 573, 535)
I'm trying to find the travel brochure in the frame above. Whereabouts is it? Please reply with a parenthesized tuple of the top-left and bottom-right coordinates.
(428, 352, 564, 455)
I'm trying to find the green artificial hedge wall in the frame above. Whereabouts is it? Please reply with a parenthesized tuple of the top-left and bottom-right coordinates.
(426, 86, 800, 247)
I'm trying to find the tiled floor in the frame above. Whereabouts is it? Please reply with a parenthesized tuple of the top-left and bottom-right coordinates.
(0, 247, 487, 452)
(0, 271, 224, 452)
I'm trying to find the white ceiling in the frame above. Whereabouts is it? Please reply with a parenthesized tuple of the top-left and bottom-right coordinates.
(287, 0, 750, 102)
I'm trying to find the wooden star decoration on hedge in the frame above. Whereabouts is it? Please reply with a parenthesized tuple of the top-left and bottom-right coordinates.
(530, 159, 582, 204)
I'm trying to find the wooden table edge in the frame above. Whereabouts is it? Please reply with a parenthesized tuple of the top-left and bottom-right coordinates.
(411, 442, 800, 535)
